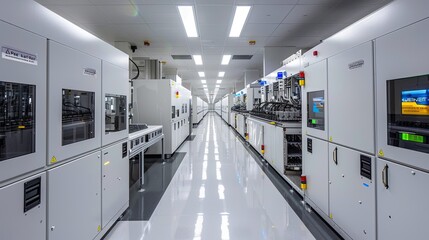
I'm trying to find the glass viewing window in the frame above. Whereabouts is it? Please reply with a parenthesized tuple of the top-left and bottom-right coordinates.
(62, 89, 95, 146)
(105, 94, 127, 133)
(0, 81, 36, 161)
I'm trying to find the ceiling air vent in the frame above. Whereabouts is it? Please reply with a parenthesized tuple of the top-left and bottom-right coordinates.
(171, 55, 192, 60)
(232, 55, 253, 60)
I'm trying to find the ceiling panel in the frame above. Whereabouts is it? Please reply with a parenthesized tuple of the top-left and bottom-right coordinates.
(52, 5, 145, 24)
(196, 5, 233, 26)
(36, 0, 92, 5)
(248, 5, 294, 24)
(241, 23, 279, 37)
(236, 0, 298, 4)
(135, 5, 182, 24)
(82, 23, 152, 43)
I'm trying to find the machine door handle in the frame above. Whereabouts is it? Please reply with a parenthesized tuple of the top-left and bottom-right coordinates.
(382, 164, 389, 189)
(333, 147, 338, 165)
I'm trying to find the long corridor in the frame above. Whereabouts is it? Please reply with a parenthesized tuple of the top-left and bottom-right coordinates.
(106, 113, 322, 240)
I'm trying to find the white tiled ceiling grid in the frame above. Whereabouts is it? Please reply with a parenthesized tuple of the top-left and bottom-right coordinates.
(36, 0, 391, 102)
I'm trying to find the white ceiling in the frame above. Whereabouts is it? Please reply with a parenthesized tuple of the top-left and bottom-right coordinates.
(36, 0, 391, 102)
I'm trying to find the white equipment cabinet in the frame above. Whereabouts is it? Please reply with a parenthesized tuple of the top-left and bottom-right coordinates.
(0, 173, 46, 240)
(328, 42, 375, 154)
(102, 61, 129, 146)
(47, 152, 101, 240)
(246, 86, 261, 111)
(302, 136, 329, 216)
(133, 79, 191, 156)
(376, 158, 429, 239)
(192, 96, 206, 125)
(0, 20, 47, 183)
(328, 144, 375, 240)
(374, 16, 429, 240)
(221, 94, 233, 124)
(101, 141, 129, 228)
(48, 41, 102, 165)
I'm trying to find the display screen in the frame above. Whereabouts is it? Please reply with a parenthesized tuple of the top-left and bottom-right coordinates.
(387, 75, 429, 154)
(0, 81, 36, 161)
(105, 94, 127, 133)
(307, 90, 325, 130)
(62, 89, 95, 146)
(401, 89, 429, 115)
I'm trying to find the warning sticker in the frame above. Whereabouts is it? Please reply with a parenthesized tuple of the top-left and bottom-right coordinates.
(1, 47, 38, 65)
(83, 68, 97, 77)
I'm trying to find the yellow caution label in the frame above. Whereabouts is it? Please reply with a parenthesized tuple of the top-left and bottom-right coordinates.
(50, 156, 57, 164)
(329, 136, 333, 142)
(18, 125, 26, 129)
(269, 121, 276, 125)
(378, 149, 384, 157)
(104, 161, 110, 166)
(97, 225, 101, 232)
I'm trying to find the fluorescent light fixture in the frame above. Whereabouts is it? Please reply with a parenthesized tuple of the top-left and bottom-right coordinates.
(216, 80, 222, 84)
(215, 85, 220, 88)
(193, 55, 203, 65)
(198, 72, 205, 77)
(178, 6, 198, 37)
(201, 79, 206, 83)
(229, 6, 251, 37)
(218, 72, 225, 77)
(221, 55, 232, 65)
(203, 85, 207, 88)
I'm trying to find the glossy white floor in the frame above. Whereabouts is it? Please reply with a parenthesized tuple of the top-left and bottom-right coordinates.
(105, 113, 315, 240)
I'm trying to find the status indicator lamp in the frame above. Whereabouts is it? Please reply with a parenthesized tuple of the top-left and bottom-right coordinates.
(311, 119, 318, 124)
(401, 133, 425, 143)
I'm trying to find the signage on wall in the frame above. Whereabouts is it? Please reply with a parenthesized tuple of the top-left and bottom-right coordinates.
(1, 46, 38, 65)
(348, 60, 364, 70)
(83, 68, 97, 77)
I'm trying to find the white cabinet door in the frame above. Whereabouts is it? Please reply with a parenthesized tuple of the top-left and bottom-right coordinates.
(302, 60, 328, 140)
(0, 173, 46, 240)
(0, 21, 47, 183)
(48, 41, 102, 164)
(102, 141, 129, 228)
(329, 144, 375, 240)
(48, 152, 101, 240)
(303, 136, 329, 216)
(328, 41, 374, 154)
(377, 158, 429, 239)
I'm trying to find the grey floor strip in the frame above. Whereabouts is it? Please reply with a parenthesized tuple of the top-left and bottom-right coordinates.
(122, 152, 187, 221)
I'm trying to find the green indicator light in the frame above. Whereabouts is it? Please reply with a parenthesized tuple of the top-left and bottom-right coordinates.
(401, 133, 425, 143)
(311, 119, 318, 124)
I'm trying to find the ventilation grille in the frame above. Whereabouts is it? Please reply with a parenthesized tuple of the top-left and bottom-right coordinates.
(232, 55, 253, 60)
(171, 55, 192, 60)
(360, 155, 372, 180)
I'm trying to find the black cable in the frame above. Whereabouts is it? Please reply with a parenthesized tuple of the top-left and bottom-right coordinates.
(129, 58, 140, 80)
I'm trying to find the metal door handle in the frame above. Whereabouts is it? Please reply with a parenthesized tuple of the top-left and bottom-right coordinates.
(382, 164, 389, 189)
(333, 147, 338, 165)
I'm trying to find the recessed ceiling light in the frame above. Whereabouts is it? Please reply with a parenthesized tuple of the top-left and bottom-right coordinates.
(221, 55, 231, 65)
(201, 80, 206, 83)
(216, 80, 222, 84)
(229, 6, 251, 37)
(178, 6, 198, 37)
(193, 55, 203, 65)
(198, 72, 205, 77)
(218, 72, 225, 77)
(215, 85, 220, 88)
(203, 85, 207, 88)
